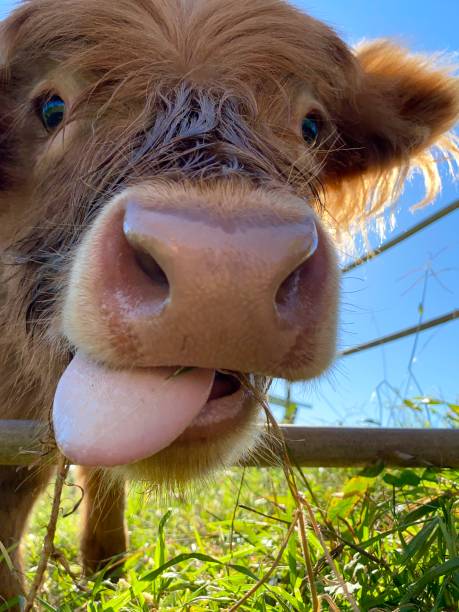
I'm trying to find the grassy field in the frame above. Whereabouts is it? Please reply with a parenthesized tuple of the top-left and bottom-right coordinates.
(5, 444, 457, 611)
(1, 397, 458, 610)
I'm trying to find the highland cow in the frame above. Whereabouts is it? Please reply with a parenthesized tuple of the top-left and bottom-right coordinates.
(0, 0, 458, 603)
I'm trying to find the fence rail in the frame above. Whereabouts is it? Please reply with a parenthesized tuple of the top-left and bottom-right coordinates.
(342, 198, 459, 273)
(340, 309, 459, 357)
(339, 199, 459, 356)
(1, 420, 458, 468)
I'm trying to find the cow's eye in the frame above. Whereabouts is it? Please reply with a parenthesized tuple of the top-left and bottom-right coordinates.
(40, 95, 66, 131)
(301, 114, 320, 144)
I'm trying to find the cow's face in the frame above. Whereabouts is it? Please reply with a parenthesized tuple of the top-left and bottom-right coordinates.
(0, 0, 457, 484)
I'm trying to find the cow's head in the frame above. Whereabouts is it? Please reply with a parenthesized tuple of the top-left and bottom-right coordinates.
(0, 0, 458, 485)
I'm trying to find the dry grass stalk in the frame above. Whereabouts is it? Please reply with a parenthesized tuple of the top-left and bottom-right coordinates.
(234, 376, 360, 611)
(320, 593, 342, 611)
(25, 455, 69, 612)
(227, 509, 300, 612)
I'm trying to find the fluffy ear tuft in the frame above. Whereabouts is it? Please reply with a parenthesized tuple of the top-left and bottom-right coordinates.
(324, 40, 459, 241)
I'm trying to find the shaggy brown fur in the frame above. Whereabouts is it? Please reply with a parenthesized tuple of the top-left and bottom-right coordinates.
(0, 0, 458, 604)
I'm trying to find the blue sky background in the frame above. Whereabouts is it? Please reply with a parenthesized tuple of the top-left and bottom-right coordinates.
(283, 0, 459, 426)
(1, 0, 458, 427)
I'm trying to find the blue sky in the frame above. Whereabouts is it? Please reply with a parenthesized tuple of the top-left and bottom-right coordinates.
(1, 0, 458, 426)
(284, 0, 459, 426)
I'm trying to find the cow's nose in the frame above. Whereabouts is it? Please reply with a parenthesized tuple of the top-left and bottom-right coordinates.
(63, 185, 337, 379)
(122, 201, 319, 325)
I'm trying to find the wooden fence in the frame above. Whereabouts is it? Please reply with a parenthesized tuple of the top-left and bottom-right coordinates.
(1, 419, 458, 468)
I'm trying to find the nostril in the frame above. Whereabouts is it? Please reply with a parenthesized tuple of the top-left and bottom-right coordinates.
(275, 261, 307, 312)
(123, 207, 171, 303)
(134, 248, 169, 290)
(123, 206, 171, 312)
(275, 219, 319, 317)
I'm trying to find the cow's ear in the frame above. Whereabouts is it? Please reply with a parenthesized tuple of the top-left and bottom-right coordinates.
(324, 40, 459, 235)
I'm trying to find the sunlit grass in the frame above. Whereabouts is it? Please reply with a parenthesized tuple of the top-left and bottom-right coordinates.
(11, 459, 458, 611)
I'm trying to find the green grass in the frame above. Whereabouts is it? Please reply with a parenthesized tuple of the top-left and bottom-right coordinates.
(4, 458, 457, 611)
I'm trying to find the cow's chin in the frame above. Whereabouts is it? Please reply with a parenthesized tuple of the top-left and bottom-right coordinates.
(113, 391, 264, 488)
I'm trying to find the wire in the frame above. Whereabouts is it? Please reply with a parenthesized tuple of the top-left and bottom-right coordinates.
(340, 310, 459, 357)
(342, 199, 459, 273)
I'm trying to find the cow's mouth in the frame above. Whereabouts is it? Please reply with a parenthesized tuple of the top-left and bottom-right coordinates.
(52, 354, 252, 467)
(176, 371, 247, 442)
(209, 371, 242, 400)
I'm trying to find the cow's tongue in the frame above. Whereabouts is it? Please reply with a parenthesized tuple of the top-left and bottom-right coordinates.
(52, 352, 215, 467)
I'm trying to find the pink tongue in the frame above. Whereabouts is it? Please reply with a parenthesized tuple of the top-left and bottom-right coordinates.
(52, 353, 215, 467)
